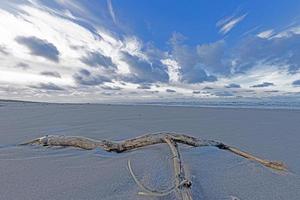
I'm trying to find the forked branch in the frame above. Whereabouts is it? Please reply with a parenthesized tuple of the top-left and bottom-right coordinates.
(21, 132, 287, 200)
(20, 132, 287, 171)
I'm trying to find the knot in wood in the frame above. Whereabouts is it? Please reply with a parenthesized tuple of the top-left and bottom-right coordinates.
(216, 143, 229, 150)
(182, 179, 192, 188)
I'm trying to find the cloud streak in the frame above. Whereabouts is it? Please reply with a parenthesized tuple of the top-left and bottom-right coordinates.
(30, 82, 64, 91)
(107, 0, 117, 24)
(15, 36, 60, 62)
(251, 82, 274, 88)
(225, 83, 241, 88)
(257, 29, 274, 39)
(0, 45, 9, 55)
(40, 71, 61, 78)
(217, 14, 247, 34)
(73, 69, 112, 86)
(81, 51, 116, 69)
(292, 80, 300, 86)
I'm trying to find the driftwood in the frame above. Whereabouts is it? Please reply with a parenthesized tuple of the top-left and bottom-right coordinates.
(164, 137, 192, 200)
(21, 132, 287, 200)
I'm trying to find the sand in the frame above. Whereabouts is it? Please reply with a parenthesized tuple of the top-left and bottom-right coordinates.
(0, 101, 300, 199)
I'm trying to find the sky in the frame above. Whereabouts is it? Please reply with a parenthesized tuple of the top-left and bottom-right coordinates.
(1, 0, 300, 103)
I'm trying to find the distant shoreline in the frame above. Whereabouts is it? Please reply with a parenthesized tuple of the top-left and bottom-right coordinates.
(1, 98, 300, 111)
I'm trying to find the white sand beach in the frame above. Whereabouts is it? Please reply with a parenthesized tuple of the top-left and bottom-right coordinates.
(0, 101, 299, 200)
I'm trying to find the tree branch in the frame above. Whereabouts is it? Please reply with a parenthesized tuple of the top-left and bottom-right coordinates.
(20, 132, 287, 171)
(164, 137, 193, 200)
(21, 132, 287, 200)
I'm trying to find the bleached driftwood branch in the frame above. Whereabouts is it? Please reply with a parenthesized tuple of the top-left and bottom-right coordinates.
(21, 132, 218, 152)
(164, 137, 192, 200)
(21, 132, 287, 200)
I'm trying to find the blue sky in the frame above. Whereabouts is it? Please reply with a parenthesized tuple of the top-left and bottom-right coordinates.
(0, 0, 300, 102)
(115, 0, 300, 47)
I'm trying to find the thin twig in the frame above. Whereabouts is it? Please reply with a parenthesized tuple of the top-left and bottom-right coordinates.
(128, 159, 182, 197)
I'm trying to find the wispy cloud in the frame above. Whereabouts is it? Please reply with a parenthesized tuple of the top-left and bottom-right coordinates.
(272, 25, 300, 38)
(251, 82, 274, 88)
(15, 36, 60, 62)
(292, 80, 300, 87)
(257, 29, 274, 39)
(217, 13, 247, 34)
(30, 82, 65, 91)
(107, 0, 117, 24)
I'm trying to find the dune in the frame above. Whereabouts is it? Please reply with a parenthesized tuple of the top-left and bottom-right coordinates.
(0, 100, 299, 199)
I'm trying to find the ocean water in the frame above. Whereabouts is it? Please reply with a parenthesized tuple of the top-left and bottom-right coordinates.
(132, 98, 300, 110)
(1, 98, 300, 110)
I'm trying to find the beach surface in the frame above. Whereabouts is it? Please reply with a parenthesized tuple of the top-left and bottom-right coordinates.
(0, 101, 299, 200)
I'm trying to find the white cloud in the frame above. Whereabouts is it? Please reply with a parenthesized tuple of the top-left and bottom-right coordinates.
(161, 59, 181, 83)
(0, 2, 171, 101)
(272, 25, 300, 38)
(257, 29, 274, 39)
(0, 1, 300, 102)
(217, 63, 300, 95)
(107, 0, 117, 24)
(217, 14, 247, 34)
